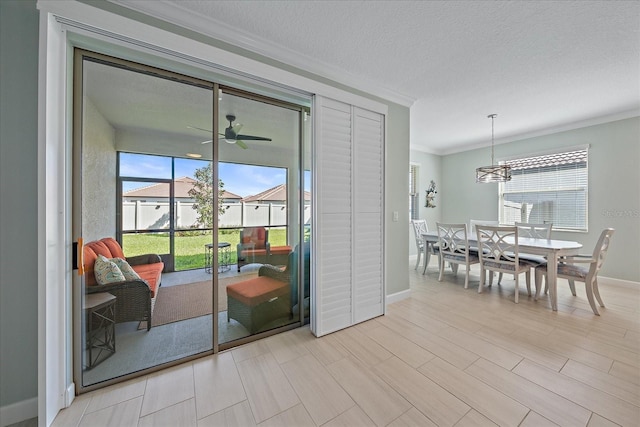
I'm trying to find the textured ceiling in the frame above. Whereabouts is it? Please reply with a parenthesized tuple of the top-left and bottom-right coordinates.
(114, 0, 640, 154)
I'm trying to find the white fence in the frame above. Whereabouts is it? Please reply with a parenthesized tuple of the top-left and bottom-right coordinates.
(122, 201, 311, 230)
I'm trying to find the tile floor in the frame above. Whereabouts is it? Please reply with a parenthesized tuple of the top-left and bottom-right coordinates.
(48, 263, 639, 426)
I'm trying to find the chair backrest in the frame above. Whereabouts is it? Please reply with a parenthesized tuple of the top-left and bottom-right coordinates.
(470, 219, 499, 235)
(475, 225, 521, 270)
(436, 223, 471, 258)
(411, 219, 428, 250)
(588, 228, 615, 277)
(515, 222, 552, 239)
(239, 226, 269, 249)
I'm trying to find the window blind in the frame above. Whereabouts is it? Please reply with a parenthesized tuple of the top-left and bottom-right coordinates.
(499, 148, 588, 231)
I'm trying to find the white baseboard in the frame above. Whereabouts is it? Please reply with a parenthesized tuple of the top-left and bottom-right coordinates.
(386, 289, 411, 306)
(598, 276, 639, 289)
(65, 383, 75, 408)
(0, 397, 37, 427)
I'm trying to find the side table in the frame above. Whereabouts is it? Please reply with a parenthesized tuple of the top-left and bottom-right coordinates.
(205, 242, 232, 273)
(84, 292, 116, 369)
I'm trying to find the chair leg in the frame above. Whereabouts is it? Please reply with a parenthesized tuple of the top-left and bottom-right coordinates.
(451, 263, 459, 275)
(525, 271, 531, 296)
(584, 278, 600, 315)
(534, 269, 543, 300)
(464, 266, 469, 289)
(592, 278, 605, 307)
(488, 271, 494, 287)
(514, 275, 519, 304)
(568, 279, 577, 296)
(438, 258, 444, 282)
(414, 250, 422, 270)
(478, 268, 485, 293)
(498, 272, 503, 284)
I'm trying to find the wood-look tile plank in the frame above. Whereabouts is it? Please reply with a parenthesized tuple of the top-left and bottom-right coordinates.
(236, 352, 300, 423)
(375, 315, 479, 369)
(231, 340, 271, 363)
(587, 413, 622, 427)
(300, 332, 350, 366)
(552, 328, 639, 368)
(193, 351, 247, 419)
(322, 405, 375, 427)
(326, 356, 411, 427)
(453, 409, 498, 427)
(517, 328, 614, 372)
(51, 393, 91, 427)
(465, 358, 591, 426)
(363, 324, 435, 368)
(332, 326, 393, 368)
(282, 353, 354, 425)
(140, 363, 194, 417)
(609, 360, 640, 385)
(475, 328, 568, 372)
(373, 356, 469, 427)
(138, 398, 197, 427)
(197, 400, 257, 427)
(435, 326, 523, 370)
(519, 411, 559, 427)
(419, 357, 529, 427)
(560, 359, 640, 405)
(387, 407, 438, 427)
(513, 359, 640, 426)
(264, 330, 310, 364)
(78, 396, 143, 427)
(85, 377, 146, 414)
(257, 403, 315, 427)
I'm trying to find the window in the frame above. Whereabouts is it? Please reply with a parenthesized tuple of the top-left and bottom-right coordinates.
(409, 164, 419, 220)
(499, 147, 588, 231)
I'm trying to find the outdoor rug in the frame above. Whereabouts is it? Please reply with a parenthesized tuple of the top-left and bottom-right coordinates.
(138, 273, 257, 329)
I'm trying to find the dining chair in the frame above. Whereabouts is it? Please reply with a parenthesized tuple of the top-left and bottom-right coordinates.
(497, 222, 553, 285)
(534, 228, 615, 315)
(470, 219, 499, 236)
(475, 225, 538, 303)
(411, 219, 428, 270)
(436, 223, 479, 289)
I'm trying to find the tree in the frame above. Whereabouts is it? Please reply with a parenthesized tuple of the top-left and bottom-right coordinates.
(188, 162, 227, 229)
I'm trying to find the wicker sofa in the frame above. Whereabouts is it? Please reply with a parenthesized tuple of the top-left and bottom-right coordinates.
(83, 237, 164, 330)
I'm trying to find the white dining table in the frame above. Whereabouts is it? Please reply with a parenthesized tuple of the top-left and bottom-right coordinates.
(421, 231, 583, 311)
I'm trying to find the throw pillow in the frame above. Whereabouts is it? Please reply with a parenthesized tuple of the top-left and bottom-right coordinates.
(112, 258, 141, 281)
(94, 254, 126, 285)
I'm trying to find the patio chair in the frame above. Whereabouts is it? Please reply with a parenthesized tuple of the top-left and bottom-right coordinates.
(236, 226, 270, 272)
(535, 228, 615, 315)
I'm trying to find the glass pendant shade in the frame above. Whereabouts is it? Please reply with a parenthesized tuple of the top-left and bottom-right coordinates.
(476, 113, 511, 183)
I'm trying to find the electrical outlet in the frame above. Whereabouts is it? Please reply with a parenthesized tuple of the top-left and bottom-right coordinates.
(393, 211, 399, 222)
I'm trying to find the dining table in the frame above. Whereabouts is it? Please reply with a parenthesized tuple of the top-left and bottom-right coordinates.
(421, 231, 583, 311)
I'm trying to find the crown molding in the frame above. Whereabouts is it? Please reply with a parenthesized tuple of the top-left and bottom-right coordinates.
(110, 0, 416, 108)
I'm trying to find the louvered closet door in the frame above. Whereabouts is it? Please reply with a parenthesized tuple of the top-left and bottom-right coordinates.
(315, 98, 353, 335)
(353, 107, 384, 323)
(313, 97, 385, 336)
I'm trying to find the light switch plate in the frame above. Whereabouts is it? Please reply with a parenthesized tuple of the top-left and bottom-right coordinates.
(393, 211, 399, 222)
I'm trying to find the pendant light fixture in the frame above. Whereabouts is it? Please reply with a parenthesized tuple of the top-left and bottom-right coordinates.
(476, 113, 511, 183)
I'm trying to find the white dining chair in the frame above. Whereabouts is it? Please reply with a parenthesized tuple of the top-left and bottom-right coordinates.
(436, 223, 479, 289)
(470, 219, 499, 236)
(535, 228, 615, 315)
(411, 219, 428, 270)
(497, 222, 553, 285)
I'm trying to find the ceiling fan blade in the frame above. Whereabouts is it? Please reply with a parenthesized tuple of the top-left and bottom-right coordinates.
(236, 134, 272, 141)
(235, 139, 248, 149)
(200, 140, 213, 144)
(187, 125, 213, 133)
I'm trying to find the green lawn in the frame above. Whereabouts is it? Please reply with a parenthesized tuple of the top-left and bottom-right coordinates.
(122, 228, 287, 271)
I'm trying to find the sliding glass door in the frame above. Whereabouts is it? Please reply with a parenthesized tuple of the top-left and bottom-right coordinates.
(73, 50, 311, 391)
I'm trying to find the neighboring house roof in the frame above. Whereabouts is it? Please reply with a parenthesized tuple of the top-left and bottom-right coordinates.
(242, 184, 311, 203)
(123, 177, 242, 200)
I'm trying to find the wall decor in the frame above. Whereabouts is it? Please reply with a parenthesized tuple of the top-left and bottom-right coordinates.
(425, 180, 437, 208)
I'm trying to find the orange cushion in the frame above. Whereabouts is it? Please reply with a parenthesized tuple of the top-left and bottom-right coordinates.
(270, 246, 292, 255)
(226, 276, 288, 307)
(131, 263, 163, 297)
(100, 237, 125, 259)
(240, 249, 268, 257)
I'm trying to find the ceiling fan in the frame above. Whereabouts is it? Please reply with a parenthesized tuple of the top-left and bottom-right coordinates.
(188, 114, 272, 149)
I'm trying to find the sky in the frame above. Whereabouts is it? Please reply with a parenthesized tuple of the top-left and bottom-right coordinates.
(119, 153, 308, 197)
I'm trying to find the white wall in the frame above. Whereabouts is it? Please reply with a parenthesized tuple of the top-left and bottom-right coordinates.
(441, 117, 640, 282)
(82, 97, 116, 242)
(409, 150, 441, 256)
